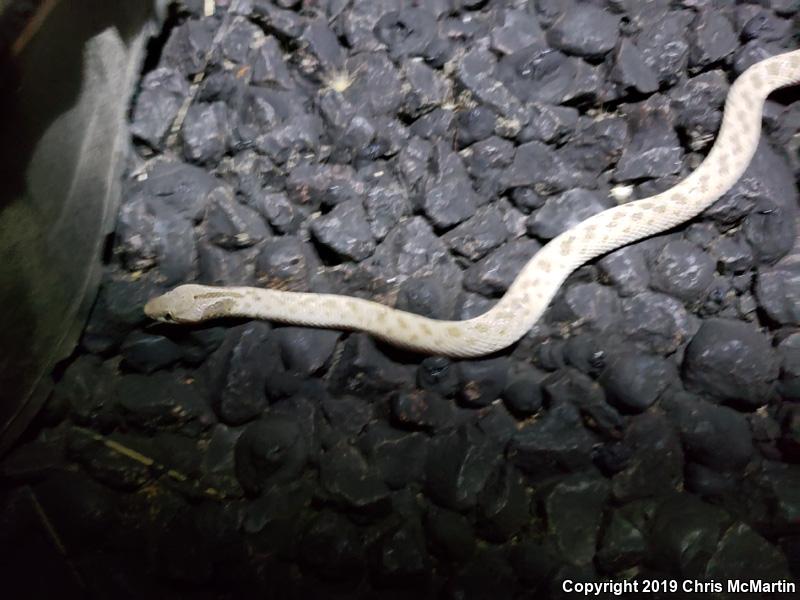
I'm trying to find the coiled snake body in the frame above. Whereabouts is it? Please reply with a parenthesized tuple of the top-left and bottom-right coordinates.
(145, 50, 800, 358)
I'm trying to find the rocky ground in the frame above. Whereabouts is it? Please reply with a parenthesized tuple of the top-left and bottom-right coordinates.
(1, 0, 800, 598)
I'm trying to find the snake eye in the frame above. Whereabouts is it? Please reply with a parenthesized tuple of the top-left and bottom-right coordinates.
(163, 312, 174, 322)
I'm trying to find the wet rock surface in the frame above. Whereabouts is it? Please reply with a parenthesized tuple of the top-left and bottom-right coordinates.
(2, 1, 799, 598)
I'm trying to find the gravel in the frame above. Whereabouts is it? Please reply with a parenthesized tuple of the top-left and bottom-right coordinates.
(2, 0, 799, 597)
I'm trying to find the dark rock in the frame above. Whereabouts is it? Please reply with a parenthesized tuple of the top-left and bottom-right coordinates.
(527, 188, 613, 240)
(777, 333, 800, 400)
(542, 368, 623, 440)
(365, 217, 462, 295)
(251, 192, 304, 235)
(562, 282, 622, 332)
(161, 18, 215, 76)
(684, 462, 739, 497)
(235, 415, 308, 495)
(53, 356, 117, 428)
(744, 198, 796, 265)
(249, 35, 294, 88)
(614, 97, 683, 181)
(502, 374, 544, 418)
(65, 429, 150, 491)
(401, 60, 450, 117)
(507, 140, 586, 193)
(511, 187, 545, 215)
(199, 423, 243, 498)
(543, 472, 610, 566)
(665, 392, 753, 471)
(756, 267, 800, 326)
(611, 412, 684, 502)
(425, 506, 476, 562)
(364, 176, 412, 240)
(463, 238, 541, 297)
(130, 67, 188, 149)
(476, 465, 529, 542)
(397, 136, 433, 187)
(326, 334, 414, 397)
(670, 70, 727, 138)
(301, 18, 345, 71)
(706, 522, 793, 582)
(449, 550, 516, 600)
(709, 234, 754, 275)
(611, 39, 659, 95)
(636, 10, 691, 85)
(456, 106, 497, 147)
(740, 9, 792, 43)
(198, 69, 246, 106)
(243, 481, 311, 558)
(116, 195, 195, 279)
(275, 327, 340, 375)
(299, 511, 365, 580)
(423, 172, 479, 230)
(310, 199, 376, 262)
(621, 291, 699, 354)
(477, 402, 517, 447)
(441, 205, 510, 261)
(251, 0, 305, 39)
(547, 4, 619, 58)
(153, 502, 245, 584)
(563, 334, 607, 377)
(321, 394, 372, 438)
(510, 398, 597, 477)
(255, 114, 323, 164)
(425, 426, 501, 511)
(286, 162, 366, 210)
(596, 507, 646, 573)
(120, 331, 183, 374)
(358, 424, 428, 488)
(204, 323, 279, 425)
(339, 53, 404, 116)
(688, 10, 738, 69)
(600, 352, 679, 413)
(517, 103, 579, 145)
(409, 106, 455, 140)
(498, 44, 602, 105)
(457, 46, 525, 121)
(560, 116, 628, 175)
(319, 441, 391, 514)
(132, 159, 220, 223)
(417, 357, 460, 398)
(113, 372, 213, 434)
(205, 187, 269, 249)
(648, 494, 729, 575)
(464, 135, 515, 173)
(649, 239, 716, 302)
(232, 87, 280, 147)
(373, 520, 432, 584)
(374, 8, 437, 60)
(393, 276, 449, 320)
(391, 388, 455, 433)
(181, 101, 230, 165)
(195, 238, 253, 286)
(255, 236, 316, 288)
(268, 394, 322, 466)
(683, 318, 778, 408)
(490, 9, 545, 55)
(456, 357, 508, 408)
(597, 245, 650, 297)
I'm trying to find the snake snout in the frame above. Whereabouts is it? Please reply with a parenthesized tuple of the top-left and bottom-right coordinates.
(144, 294, 177, 322)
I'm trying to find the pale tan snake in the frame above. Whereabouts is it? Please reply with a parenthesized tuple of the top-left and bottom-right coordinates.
(145, 49, 800, 358)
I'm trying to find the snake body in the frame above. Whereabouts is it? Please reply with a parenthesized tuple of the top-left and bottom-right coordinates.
(145, 50, 800, 358)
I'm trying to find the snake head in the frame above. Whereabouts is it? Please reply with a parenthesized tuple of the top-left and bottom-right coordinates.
(144, 284, 234, 323)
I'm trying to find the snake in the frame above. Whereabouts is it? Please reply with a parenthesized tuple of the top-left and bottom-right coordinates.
(144, 49, 800, 358)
